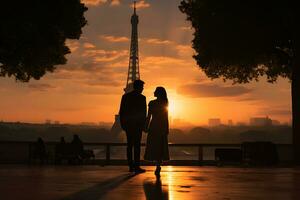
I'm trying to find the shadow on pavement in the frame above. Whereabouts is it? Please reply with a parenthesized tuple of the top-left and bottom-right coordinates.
(143, 177, 169, 200)
(61, 173, 137, 200)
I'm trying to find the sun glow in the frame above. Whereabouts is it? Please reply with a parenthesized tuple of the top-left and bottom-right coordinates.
(168, 101, 176, 117)
(168, 97, 183, 118)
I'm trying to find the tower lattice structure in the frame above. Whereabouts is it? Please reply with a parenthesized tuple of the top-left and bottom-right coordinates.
(125, 1, 140, 93)
(111, 1, 141, 135)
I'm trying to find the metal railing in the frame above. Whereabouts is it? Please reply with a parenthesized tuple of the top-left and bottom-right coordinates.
(100, 143, 242, 165)
(0, 141, 293, 165)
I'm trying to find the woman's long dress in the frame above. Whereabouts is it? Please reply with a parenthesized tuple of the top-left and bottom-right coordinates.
(144, 100, 170, 161)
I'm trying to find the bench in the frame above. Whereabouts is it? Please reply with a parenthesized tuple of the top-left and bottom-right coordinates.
(242, 141, 278, 165)
(55, 143, 95, 164)
(215, 148, 242, 166)
(28, 143, 50, 164)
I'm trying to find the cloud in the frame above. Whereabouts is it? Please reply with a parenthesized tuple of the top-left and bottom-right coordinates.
(179, 26, 193, 31)
(86, 80, 122, 87)
(0, 88, 7, 92)
(76, 86, 120, 95)
(142, 56, 186, 69)
(257, 107, 292, 116)
(82, 49, 128, 62)
(140, 37, 194, 58)
(83, 42, 96, 49)
(82, 0, 107, 6)
(108, 60, 128, 68)
(51, 57, 127, 88)
(50, 68, 92, 79)
(131, 0, 150, 9)
(81, 49, 127, 60)
(144, 38, 172, 45)
(100, 35, 129, 43)
(110, 0, 120, 6)
(235, 97, 259, 102)
(83, 0, 120, 7)
(55, 51, 128, 76)
(177, 83, 252, 98)
(84, 76, 123, 87)
(54, 106, 94, 112)
(28, 83, 57, 91)
(66, 40, 80, 52)
(175, 44, 194, 57)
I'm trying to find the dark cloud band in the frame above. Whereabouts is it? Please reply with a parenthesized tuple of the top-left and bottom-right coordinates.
(177, 83, 251, 98)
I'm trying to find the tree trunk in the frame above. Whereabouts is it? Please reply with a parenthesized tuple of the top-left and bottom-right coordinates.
(292, 54, 300, 164)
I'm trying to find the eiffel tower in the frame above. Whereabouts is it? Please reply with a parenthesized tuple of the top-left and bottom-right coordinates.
(111, 1, 141, 135)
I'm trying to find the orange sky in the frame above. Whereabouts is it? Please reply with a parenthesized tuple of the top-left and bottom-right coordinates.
(0, 0, 292, 126)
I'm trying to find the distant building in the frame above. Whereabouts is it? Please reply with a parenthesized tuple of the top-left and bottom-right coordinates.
(228, 120, 233, 126)
(99, 122, 113, 127)
(283, 121, 290, 126)
(110, 115, 122, 135)
(208, 118, 221, 127)
(271, 120, 280, 126)
(236, 122, 247, 126)
(249, 116, 272, 126)
(80, 122, 97, 126)
(45, 119, 51, 124)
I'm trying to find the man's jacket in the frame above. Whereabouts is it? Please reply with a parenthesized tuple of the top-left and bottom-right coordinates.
(119, 90, 146, 131)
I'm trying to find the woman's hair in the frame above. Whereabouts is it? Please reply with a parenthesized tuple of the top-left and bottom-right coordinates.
(154, 87, 168, 105)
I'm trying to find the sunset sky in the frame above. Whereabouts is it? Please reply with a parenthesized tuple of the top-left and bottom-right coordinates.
(0, 0, 292, 126)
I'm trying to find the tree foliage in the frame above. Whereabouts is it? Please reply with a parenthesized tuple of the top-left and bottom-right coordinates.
(179, 0, 295, 83)
(0, 0, 87, 82)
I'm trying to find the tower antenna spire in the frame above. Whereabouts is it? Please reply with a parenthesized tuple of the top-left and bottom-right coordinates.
(134, 1, 136, 14)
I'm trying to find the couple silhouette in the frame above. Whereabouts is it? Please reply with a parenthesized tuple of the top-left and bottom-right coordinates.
(119, 80, 169, 176)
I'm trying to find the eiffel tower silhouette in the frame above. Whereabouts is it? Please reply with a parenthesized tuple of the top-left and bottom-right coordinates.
(111, 1, 141, 135)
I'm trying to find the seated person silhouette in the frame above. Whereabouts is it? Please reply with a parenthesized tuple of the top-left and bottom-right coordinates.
(71, 134, 84, 163)
(32, 137, 48, 164)
(70, 134, 95, 164)
(55, 137, 67, 164)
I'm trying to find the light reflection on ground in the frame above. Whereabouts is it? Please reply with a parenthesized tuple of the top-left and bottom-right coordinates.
(0, 165, 299, 200)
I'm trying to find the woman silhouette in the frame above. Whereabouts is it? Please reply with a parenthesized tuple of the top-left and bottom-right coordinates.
(144, 87, 170, 176)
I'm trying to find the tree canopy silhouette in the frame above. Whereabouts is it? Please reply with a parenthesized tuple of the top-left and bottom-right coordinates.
(0, 0, 87, 82)
(179, 0, 299, 162)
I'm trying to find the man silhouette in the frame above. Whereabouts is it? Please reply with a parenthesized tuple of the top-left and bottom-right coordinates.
(119, 80, 146, 173)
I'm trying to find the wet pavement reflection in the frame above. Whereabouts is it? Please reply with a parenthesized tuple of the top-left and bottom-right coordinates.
(143, 177, 169, 200)
(0, 165, 300, 200)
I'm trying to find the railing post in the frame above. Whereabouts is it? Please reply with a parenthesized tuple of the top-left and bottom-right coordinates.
(106, 145, 110, 165)
(28, 142, 32, 165)
(198, 145, 203, 165)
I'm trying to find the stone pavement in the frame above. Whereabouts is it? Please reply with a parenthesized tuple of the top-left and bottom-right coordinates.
(0, 165, 299, 200)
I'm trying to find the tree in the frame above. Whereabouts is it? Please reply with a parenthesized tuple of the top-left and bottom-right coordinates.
(0, 0, 87, 82)
(179, 0, 299, 163)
